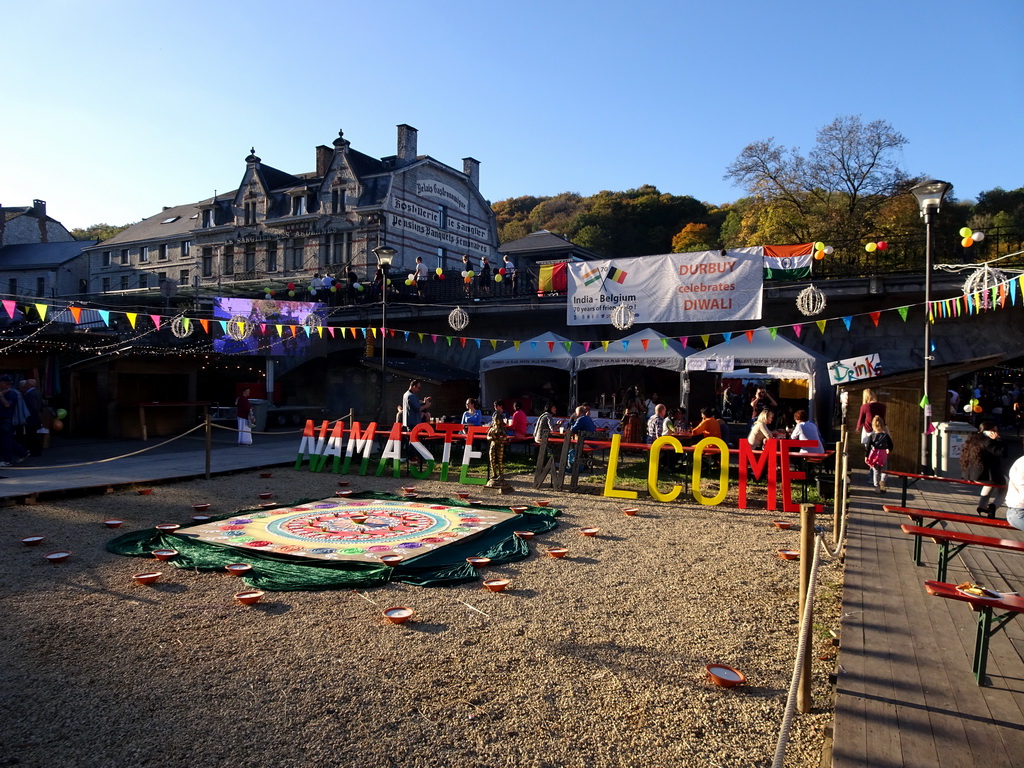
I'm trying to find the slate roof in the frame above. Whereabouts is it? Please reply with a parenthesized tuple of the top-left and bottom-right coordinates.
(92, 200, 203, 248)
(0, 239, 98, 269)
(3, 206, 59, 225)
(498, 230, 600, 261)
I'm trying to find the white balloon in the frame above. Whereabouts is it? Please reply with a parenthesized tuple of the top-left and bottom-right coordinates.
(461, 270, 469, 277)
(972, 231, 985, 242)
(824, 245, 834, 255)
(352, 282, 361, 289)
(964, 404, 973, 413)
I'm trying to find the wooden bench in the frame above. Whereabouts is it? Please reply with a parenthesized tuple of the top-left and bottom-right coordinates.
(924, 580, 1024, 685)
(900, 524, 1024, 582)
(885, 469, 1006, 509)
(883, 504, 1012, 565)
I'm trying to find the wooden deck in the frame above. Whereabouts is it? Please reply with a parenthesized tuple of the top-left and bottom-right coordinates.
(832, 475, 1024, 767)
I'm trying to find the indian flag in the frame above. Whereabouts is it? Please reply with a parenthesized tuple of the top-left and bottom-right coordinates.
(764, 243, 813, 281)
(581, 266, 602, 286)
(607, 266, 628, 284)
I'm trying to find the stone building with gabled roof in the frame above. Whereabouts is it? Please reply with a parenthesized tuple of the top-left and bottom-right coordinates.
(0, 200, 94, 301)
(84, 125, 499, 300)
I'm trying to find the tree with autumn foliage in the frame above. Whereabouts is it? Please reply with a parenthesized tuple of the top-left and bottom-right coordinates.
(724, 115, 911, 244)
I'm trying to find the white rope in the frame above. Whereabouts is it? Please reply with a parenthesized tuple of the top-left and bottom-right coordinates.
(771, 533, 826, 768)
(0, 423, 207, 470)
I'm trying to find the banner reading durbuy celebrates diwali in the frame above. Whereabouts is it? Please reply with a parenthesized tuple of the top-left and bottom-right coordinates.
(566, 248, 764, 326)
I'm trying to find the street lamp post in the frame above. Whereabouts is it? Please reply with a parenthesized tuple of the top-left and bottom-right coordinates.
(910, 179, 953, 471)
(372, 245, 396, 421)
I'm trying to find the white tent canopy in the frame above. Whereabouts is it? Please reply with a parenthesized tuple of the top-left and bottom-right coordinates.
(685, 327, 830, 426)
(575, 327, 690, 372)
(575, 327, 691, 407)
(479, 331, 580, 409)
(686, 327, 824, 376)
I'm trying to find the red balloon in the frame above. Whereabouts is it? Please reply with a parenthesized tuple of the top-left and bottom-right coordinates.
(438, 273, 445, 280)
(287, 282, 295, 290)
(498, 268, 507, 275)
(877, 241, 888, 251)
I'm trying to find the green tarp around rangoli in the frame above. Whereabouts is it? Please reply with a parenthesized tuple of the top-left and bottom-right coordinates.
(106, 492, 560, 591)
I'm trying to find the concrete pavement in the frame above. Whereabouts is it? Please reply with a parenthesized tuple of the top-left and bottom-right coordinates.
(0, 426, 303, 502)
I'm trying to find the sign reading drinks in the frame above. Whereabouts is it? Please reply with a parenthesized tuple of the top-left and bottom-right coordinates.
(566, 249, 764, 326)
(827, 353, 882, 385)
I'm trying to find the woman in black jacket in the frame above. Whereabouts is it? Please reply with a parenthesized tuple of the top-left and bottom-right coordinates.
(960, 420, 1006, 516)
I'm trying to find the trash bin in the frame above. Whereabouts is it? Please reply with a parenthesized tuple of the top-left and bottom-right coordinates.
(248, 398, 270, 433)
(931, 421, 977, 478)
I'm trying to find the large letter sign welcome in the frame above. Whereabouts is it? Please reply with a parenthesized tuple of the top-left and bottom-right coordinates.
(298, 421, 819, 509)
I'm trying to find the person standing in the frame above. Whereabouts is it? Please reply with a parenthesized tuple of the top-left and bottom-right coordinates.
(749, 387, 777, 422)
(865, 415, 894, 493)
(413, 256, 428, 301)
(478, 257, 492, 297)
(960, 420, 1006, 516)
(0, 375, 29, 465)
(502, 254, 517, 295)
(855, 388, 886, 449)
(402, 379, 431, 429)
(620, 405, 644, 445)
(18, 379, 44, 457)
(236, 387, 253, 445)
(1004, 455, 1024, 532)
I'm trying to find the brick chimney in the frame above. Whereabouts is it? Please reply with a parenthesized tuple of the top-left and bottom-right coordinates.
(33, 200, 47, 242)
(397, 124, 418, 164)
(463, 158, 480, 188)
(315, 145, 332, 177)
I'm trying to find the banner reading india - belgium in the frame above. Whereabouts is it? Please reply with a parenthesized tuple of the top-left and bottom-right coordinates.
(565, 248, 764, 326)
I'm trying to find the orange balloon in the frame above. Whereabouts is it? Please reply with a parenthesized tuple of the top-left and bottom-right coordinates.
(973, 405, 983, 413)
(962, 236, 974, 247)
(51, 418, 64, 432)
(814, 252, 825, 261)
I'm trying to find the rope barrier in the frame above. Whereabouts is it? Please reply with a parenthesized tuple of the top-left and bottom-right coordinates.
(771, 431, 851, 766)
(0, 423, 207, 470)
(772, 533, 827, 768)
(209, 422, 306, 436)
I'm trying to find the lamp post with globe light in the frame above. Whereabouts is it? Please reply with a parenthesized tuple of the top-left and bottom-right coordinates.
(910, 178, 953, 470)
(372, 245, 395, 421)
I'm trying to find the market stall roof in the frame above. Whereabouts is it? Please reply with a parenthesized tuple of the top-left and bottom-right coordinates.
(479, 331, 579, 372)
(724, 367, 809, 380)
(685, 327, 826, 375)
(575, 327, 691, 372)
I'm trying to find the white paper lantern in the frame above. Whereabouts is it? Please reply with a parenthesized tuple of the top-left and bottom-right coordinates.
(170, 314, 193, 339)
(796, 285, 827, 316)
(448, 306, 469, 331)
(227, 314, 254, 341)
(610, 304, 636, 330)
(962, 265, 1006, 296)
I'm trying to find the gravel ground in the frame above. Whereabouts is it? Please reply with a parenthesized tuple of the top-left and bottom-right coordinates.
(0, 468, 841, 768)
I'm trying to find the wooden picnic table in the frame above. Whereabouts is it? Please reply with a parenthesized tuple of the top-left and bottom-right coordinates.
(924, 580, 1024, 685)
(901, 524, 1024, 582)
(883, 504, 1013, 564)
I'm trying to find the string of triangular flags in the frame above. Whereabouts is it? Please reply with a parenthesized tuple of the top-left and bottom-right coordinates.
(2, 272, 1021, 352)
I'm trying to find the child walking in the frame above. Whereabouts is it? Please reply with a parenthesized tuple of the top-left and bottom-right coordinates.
(865, 415, 893, 494)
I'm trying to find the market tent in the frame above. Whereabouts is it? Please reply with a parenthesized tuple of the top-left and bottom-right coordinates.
(479, 331, 580, 412)
(685, 328, 830, 427)
(575, 328, 691, 408)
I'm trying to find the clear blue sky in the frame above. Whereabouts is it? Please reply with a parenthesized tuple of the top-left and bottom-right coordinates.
(2, 0, 1022, 230)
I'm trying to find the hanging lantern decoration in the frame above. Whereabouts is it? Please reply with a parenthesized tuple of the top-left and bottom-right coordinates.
(170, 314, 194, 339)
(226, 314, 254, 341)
(796, 285, 827, 316)
(610, 303, 636, 330)
(962, 265, 1007, 296)
(304, 313, 323, 330)
(448, 306, 470, 331)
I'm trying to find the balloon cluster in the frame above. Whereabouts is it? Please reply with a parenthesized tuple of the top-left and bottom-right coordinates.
(813, 241, 834, 261)
(864, 241, 889, 253)
(964, 398, 983, 414)
(959, 227, 985, 248)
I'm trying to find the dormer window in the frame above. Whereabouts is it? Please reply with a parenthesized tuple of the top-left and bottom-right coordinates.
(243, 200, 257, 226)
(291, 195, 306, 217)
(202, 209, 215, 228)
(331, 188, 346, 214)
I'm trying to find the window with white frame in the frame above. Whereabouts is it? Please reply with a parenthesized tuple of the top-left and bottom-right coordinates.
(139, 245, 149, 263)
(202, 248, 213, 277)
(158, 244, 168, 261)
(245, 245, 256, 273)
(222, 246, 234, 275)
(101, 251, 111, 267)
(266, 242, 278, 272)
(181, 240, 190, 257)
(179, 269, 189, 284)
(289, 238, 305, 270)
